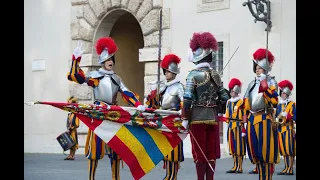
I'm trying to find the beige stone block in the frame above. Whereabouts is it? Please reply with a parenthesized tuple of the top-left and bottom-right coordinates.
(102, 0, 112, 10)
(83, 4, 98, 27)
(152, 0, 163, 8)
(144, 29, 171, 47)
(136, 0, 153, 22)
(69, 83, 92, 100)
(121, 0, 130, 8)
(71, 5, 84, 20)
(71, 19, 80, 39)
(79, 19, 95, 41)
(71, 0, 88, 6)
(140, 9, 160, 35)
(145, 62, 160, 75)
(128, 0, 144, 14)
(71, 40, 93, 54)
(139, 47, 171, 62)
(111, 0, 121, 8)
(88, 0, 107, 19)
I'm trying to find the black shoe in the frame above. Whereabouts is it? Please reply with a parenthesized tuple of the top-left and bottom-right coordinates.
(249, 170, 258, 174)
(236, 170, 243, 173)
(226, 170, 236, 173)
(277, 172, 286, 175)
(285, 172, 294, 175)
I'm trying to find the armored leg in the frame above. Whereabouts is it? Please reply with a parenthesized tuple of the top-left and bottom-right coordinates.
(257, 162, 274, 180)
(226, 155, 237, 173)
(206, 160, 215, 180)
(163, 161, 179, 180)
(111, 159, 121, 180)
(195, 162, 206, 180)
(277, 156, 288, 175)
(88, 160, 98, 180)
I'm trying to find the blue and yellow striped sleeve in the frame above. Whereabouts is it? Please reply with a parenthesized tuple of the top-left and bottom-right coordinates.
(67, 55, 100, 87)
(263, 85, 279, 107)
(145, 90, 161, 109)
(121, 91, 143, 107)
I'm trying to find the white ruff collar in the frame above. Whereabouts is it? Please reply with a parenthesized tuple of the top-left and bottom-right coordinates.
(195, 62, 211, 69)
(166, 79, 180, 86)
(279, 98, 291, 104)
(229, 96, 241, 102)
(99, 68, 114, 75)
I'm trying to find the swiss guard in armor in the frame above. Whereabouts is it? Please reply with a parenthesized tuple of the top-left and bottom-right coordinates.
(276, 80, 296, 175)
(67, 37, 145, 180)
(221, 78, 247, 173)
(146, 54, 185, 180)
(243, 48, 280, 180)
(181, 32, 230, 180)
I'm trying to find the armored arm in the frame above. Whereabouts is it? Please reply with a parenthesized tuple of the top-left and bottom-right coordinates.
(263, 77, 279, 108)
(181, 71, 195, 120)
(117, 76, 143, 107)
(177, 83, 185, 110)
(67, 45, 100, 87)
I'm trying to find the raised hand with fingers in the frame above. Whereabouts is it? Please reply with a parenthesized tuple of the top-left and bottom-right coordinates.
(73, 41, 85, 59)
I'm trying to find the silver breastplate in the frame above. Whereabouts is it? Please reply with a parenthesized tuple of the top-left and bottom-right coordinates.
(248, 81, 265, 112)
(161, 83, 183, 110)
(93, 76, 119, 104)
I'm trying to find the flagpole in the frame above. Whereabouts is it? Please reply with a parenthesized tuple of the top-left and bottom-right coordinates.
(156, 8, 163, 105)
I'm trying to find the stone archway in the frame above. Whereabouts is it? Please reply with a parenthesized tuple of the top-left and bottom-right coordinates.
(69, 0, 171, 150)
(69, 0, 171, 102)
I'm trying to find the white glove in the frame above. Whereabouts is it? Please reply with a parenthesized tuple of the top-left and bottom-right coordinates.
(242, 133, 246, 137)
(178, 110, 182, 115)
(137, 105, 146, 112)
(281, 112, 288, 118)
(182, 120, 189, 129)
(73, 41, 85, 59)
(218, 113, 223, 117)
(150, 84, 157, 91)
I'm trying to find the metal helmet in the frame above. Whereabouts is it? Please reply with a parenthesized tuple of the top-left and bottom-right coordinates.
(161, 54, 181, 75)
(189, 32, 218, 63)
(252, 48, 275, 73)
(278, 80, 293, 96)
(228, 78, 242, 94)
(95, 37, 118, 64)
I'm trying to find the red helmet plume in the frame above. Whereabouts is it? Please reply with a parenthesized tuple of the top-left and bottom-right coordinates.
(95, 37, 118, 55)
(278, 80, 293, 91)
(189, 32, 218, 52)
(228, 78, 242, 90)
(161, 54, 181, 69)
(253, 48, 274, 64)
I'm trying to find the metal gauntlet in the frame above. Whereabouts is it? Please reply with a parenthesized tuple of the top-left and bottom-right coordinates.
(218, 87, 230, 101)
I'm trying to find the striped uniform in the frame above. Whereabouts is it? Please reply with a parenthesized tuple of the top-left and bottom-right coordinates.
(276, 100, 296, 175)
(68, 55, 142, 180)
(66, 112, 80, 151)
(225, 98, 246, 173)
(244, 80, 280, 180)
(146, 83, 184, 180)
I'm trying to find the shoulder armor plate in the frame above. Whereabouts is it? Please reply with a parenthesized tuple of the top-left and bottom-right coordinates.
(111, 74, 121, 86)
(87, 70, 104, 79)
(209, 68, 222, 87)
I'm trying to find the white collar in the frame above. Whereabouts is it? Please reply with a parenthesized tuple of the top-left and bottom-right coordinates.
(279, 98, 291, 104)
(99, 68, 114, 75)
(166, 79, 179, 86)
(195, 62, 211, 69)
(229, 96, 241, 102)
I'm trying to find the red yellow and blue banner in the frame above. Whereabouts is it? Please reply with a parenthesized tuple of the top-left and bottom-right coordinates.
(27, 101, 187, 180)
